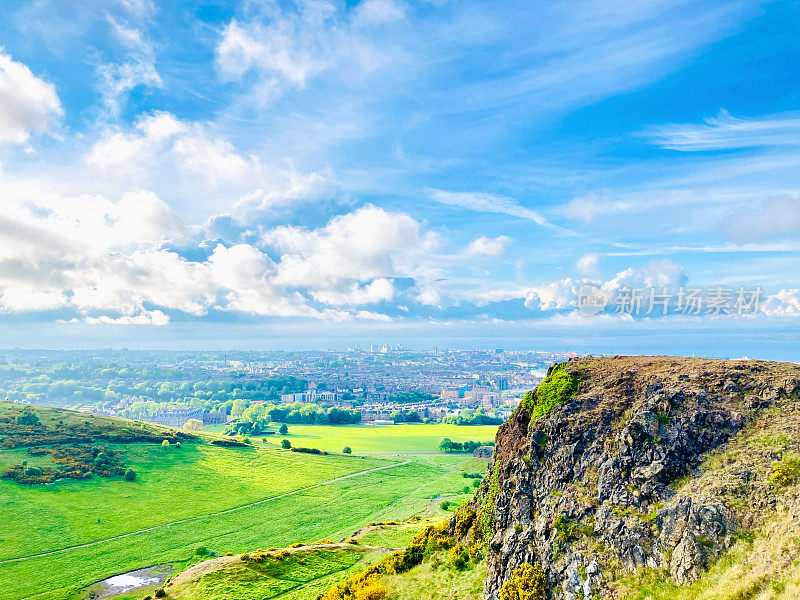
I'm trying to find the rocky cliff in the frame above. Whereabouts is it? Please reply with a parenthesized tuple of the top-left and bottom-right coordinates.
(472, 356, 800, 599)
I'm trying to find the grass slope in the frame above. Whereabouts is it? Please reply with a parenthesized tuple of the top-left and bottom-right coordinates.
(0, 404, 492, 600)
(168, 546, 380, 600)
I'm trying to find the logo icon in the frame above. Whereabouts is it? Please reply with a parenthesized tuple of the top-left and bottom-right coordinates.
(576, 284, 608, 316)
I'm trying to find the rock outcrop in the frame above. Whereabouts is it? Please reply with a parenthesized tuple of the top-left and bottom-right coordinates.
(472, 356, 800, 600)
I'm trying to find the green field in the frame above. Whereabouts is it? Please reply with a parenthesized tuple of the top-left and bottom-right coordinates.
(212, 422, 498, 454)
(0, 406, 495, 600)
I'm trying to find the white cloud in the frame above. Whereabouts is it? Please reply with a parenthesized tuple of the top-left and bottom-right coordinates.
(603, 259, 686, 291)
(465, 259, 687, 313)
(464, 235, 511, 257)
(0, 49, 62, 143)
(233, 168, 336, 215)
(644, 110, 800, 151)
(265, 204, 440, 296)
(575, 252, 601, 276)
(97, 15, 161, 117)
(564, 193, 602, 223)
(311, 278, 395, 305)
(87, 111, 333, 213)
(353, 0, 406, 26)
(84, 309, 169, 326)
(0, 193, 438, 322)
(721, 195, 800, 243)
(116, 0, 155, 19)
(428, 189, 553, 228)
(214, 1, 398, 106)
(762, 289, 800, 317)
(89, 111, 251, 183)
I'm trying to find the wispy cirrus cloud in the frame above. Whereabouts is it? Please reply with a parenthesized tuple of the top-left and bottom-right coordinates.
(97, 14, 161, 117)
(428, 189, 551, 227)
(644, 109, 800, 151)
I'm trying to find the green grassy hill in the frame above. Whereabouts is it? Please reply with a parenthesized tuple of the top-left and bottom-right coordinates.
(0, 402, 494, 600)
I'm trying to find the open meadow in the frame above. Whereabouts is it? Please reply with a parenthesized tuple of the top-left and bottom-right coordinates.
(0, 403, 495, 600)
(207, 422, 498, 454)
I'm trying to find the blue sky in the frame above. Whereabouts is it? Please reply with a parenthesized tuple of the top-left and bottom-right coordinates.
(0, 0, 798, 355)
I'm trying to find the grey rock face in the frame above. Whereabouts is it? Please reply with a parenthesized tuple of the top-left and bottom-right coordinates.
(477, 357, 800, 600)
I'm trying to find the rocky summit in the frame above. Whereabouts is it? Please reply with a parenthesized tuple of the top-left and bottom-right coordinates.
(465, 356, 800, 600)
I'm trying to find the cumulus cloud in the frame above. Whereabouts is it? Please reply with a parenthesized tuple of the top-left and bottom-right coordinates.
(721, 196, 800, 243)
(89, 111, 241, 180)
(466, 259, 688, 315)
(603, 259, 686, 291)
(464, 235, 510, 257)
(87, 111, 333, 213)
(0, 49, 63, 143)
(0, 194, 441, 323)
(84, 309, 169, 326)
(762, 289, 800, 317)
(265, 204, 439, 303)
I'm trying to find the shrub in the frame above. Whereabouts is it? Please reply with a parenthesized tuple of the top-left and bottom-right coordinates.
(498, 562, 546, 600)
(770, 453, 800, 487)
(520, 364, 579, 421)
(161, 440, 170, 448)
(553, 514, 575, 543)
(343, 446, 352, 454)
(154, 588, 167, 598)
(440, 500, 452, 511)
(291, 446, 328, 455)
(211, 439, 248, 448)
(281, 439, 292, 449)
(175, 441, 181, 449)
(195, 546, 209, 556)
(124, 468, 136, 481)
(352, 575, 387, 600)
(16, 410, 40, 426)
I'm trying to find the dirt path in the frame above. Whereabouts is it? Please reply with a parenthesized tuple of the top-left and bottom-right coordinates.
(0, 459, 414, 565)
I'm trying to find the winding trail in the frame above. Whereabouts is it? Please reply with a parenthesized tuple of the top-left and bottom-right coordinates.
(0, 459, 413, 565)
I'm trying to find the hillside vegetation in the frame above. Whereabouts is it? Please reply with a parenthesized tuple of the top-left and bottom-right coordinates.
(0, 402, 492, 600)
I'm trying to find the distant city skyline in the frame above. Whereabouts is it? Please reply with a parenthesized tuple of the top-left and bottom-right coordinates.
(0, 0, 798, 355)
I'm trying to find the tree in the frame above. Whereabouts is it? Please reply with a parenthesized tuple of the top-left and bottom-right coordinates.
(184, 418, 204, 431)
(281, 439, 291, 449)
(161, 440, 170, 448)
(342, 446, 352, 454)
(439, 438, 455, 452)
(231, 398, 249, 419)
(279, 423, 289, 435)
(124, 468, 136, 481)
